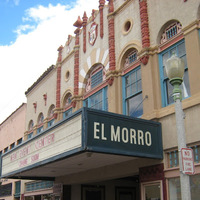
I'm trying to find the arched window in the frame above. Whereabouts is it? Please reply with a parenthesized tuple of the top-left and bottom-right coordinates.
(85, 64, 106, 92)
(48, 105, 55, 127)
(124, 49, 138, 68)
(84, 64, 107, 111)
(28, 120, 34, 139)
(161, 21, 182, 44)
(63, 93, 72, 119)
(37, 113, 44, 134)
(159, 21, 190, 107)
(28, 120, 34, 131)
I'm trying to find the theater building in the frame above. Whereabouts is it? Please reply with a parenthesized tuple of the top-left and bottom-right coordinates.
(1, 0, 200, 200)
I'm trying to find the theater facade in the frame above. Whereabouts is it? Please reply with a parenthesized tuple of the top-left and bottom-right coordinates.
(1, 0, 200, 200)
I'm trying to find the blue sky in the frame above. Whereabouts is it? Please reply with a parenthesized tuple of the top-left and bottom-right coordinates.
(0, 0, 74, 45)
(0, 0, 99, 123)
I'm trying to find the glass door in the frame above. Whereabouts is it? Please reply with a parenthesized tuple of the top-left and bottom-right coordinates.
(141, 181, 163, 200)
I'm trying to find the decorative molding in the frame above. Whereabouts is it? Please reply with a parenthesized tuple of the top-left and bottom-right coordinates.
(57, 45, 63, 63)
(108, 0, 116, 71)
(88, 22, 98, 46)
(139, 0, 150, 49)
(140, 55, 149, 65)
(99, 0, 105, 38)
(160, 22, 182, 44)
(43, 94, 47, 106)
(56, 64, 61, 108)
(106, 76, 114, 86)
(82, 12, 88, 53)
(107, 0, 132, 17)
(73, 16, 82, 96)
(182, 19, 200, 36)
(139, 164, 164, 183)
(33, 102, 37, 113)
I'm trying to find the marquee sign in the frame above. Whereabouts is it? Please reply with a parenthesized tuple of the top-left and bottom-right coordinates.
(1, 108, 163, 178)
(86, 109, 163, 159)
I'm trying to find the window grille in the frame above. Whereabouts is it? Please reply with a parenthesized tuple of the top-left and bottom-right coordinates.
(161, 22, 182, 44)
(168, 150, 179, 168)
(124, 50, 138, 68)
(91, 69, 103, 89)
(128, 51, 137, 64)
(25, 181, 53, 192)
(167, 145, 200, 168)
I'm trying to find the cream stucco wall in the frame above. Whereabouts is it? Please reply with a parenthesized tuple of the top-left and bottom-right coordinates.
(25, 68, 57, 129)
(148, 0, 200, 46)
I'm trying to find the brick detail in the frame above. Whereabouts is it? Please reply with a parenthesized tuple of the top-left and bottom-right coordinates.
(139, 0, 150, 48)
(82, 12, 88, 53)
(108, 0, 116, 71)
(139, 164, 167, 200)
(56, 46, 63, 108)
(56, 65, 61, 108)
(99, 0, 105, 38)
(73, 16, 82, 96)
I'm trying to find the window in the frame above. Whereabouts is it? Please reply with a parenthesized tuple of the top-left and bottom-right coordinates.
(37, 113, 44, 134)
(4, 147, 8, 153)
(142, 182, 162, 200)
(14, 181, 21, 198)
(159, 39, 190, 106)
(28, 120, 34, 131)
(17, 138, 23, 145)
(28, 132, 33, 139)
(48, 105, 55, 127)
(168, 175, 200, 200)
(122, 67, 143, 117)
(124, 49, 138, 68)
(63, 93, 72, 119)
(10, 143, 15, 150)
(161, 21, 182, 44)
(0, 183, 12, 197)
(63, 108, 72, 119)
(167, 150, 179, 168)
(84, 87, 108, 111)
(85, 64, 106, 92)
(25, 181, 53, 192)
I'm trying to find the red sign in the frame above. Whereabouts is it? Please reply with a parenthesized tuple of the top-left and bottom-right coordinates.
(181, 148, 195, 175)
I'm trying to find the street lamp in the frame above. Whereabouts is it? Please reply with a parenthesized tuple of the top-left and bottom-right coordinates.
(165, 54, 191, 200)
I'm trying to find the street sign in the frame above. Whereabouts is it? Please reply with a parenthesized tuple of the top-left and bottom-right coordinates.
(181, 148, 195, 175)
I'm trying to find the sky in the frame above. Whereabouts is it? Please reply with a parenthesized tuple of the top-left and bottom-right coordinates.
(0, 0, 100, 124)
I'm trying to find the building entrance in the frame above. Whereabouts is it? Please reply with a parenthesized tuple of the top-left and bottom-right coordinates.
(81, 176, 139, 200)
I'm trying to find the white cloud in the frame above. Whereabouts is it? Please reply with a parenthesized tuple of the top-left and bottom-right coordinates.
(0, 0, 100, 123)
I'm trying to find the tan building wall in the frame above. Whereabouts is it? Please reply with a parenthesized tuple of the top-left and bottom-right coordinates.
(0, 103, 26, 152)
(0, 103, 26, 200)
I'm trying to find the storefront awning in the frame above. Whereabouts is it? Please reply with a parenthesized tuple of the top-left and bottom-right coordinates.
(0, 108, 163, 180)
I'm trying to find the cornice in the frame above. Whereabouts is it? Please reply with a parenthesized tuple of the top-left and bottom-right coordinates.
(107, 0, 133, 18)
